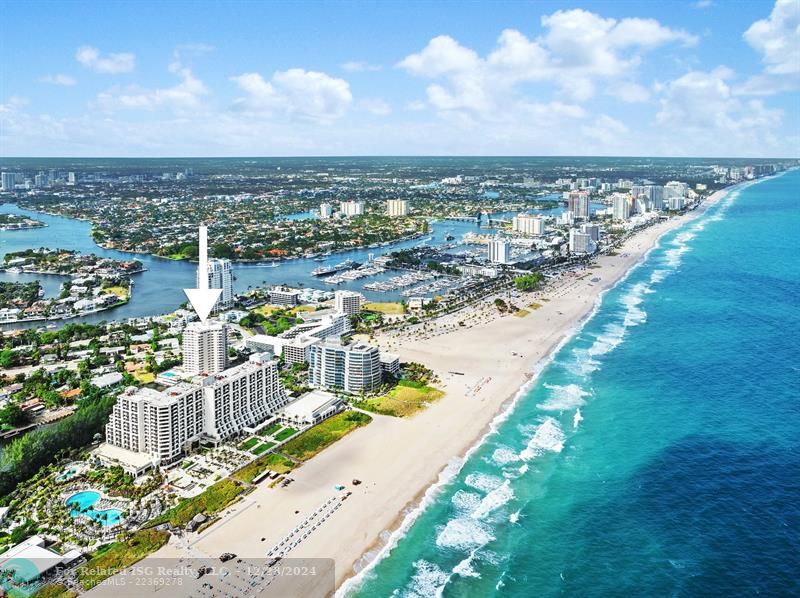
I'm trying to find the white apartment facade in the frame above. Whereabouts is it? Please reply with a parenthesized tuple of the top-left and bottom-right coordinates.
(339, 200, 365, 217)
(334, 290, 363, 315)
(183, 321, 228, 375)
(511, 214, 545, 236)
(198, 258, 234, 312)
(308, 341, 383, 393)
(386, 199, 409, 217)
(487, 238, 512, 264)
(201, 353, 288, 441)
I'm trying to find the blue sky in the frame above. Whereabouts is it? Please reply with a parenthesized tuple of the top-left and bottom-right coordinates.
(1, 0, 798, 157)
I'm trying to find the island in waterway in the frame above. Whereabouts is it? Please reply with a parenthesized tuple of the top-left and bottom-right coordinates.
(0, 248, 144, 323)
(0, 213, 46, 231)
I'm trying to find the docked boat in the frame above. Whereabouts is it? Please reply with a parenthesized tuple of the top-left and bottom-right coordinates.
(311, 259, 359, 277)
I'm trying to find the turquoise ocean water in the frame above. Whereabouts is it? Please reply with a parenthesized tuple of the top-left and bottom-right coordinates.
(347, 170, 800, 597)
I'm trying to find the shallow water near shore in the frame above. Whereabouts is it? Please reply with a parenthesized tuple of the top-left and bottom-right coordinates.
(346, 170, 800, 596)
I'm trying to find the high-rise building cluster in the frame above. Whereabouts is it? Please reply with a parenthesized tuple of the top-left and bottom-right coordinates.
(101, 322, 288, 472)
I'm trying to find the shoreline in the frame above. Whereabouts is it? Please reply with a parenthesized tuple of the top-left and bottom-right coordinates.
(97, 186, 743, 598)
(335, 177, 772, 594)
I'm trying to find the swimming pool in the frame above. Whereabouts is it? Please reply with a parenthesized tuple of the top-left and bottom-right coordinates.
(65, 491, 123, 526)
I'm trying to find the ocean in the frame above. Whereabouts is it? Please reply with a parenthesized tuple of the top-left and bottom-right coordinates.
(346, 170, 800, 596)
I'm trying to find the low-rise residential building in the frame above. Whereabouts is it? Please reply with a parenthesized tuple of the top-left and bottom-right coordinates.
(279, 389, 344, 426)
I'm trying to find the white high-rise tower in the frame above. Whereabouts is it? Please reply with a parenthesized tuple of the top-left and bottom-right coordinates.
(183, 321, 228, 375)
(197, 258, 233, 312)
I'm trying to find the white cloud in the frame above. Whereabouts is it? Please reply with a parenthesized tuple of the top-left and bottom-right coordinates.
(359, 98, 392, 116)
(398, 8, 697, 113)
(655, 67, 785, 154)
(341, 61, 382, 72)
(40, 74, 77, 86)
(606, 81, 651, 103)
(94, 68, 208, 112)
(169, 43, 215, 73)
(694, 0, 715, 8)
(231, 69, 352, 123)
(76, 46, 135, 74)
(738, 0, 800, 95)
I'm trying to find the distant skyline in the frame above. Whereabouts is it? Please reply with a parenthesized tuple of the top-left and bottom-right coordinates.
(1, 0, 798, 158)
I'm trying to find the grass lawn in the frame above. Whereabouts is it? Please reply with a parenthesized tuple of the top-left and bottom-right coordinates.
(253, 305, 277, 317)
(363, 301, 405, 315)
(146, 478, 244, 529)
(103, 286, 129, 299)
(77, 529, 169, 590)
(274, 427, 298, 442)
(260, 422, 283, 437)
(233, 453, 294, 484)
(354, 380, 445, 418)
(289, 305, 316, 315)
(132, 370, 155, 384)
(238, 437, 260, 451)
(251, 442, 275, 455)
(281, 411, 372, 461)
(33, 584, 78, 598)
(513, 309, 530, 317)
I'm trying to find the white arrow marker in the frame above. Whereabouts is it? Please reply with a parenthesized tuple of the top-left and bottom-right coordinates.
(183, 225, 222, 323)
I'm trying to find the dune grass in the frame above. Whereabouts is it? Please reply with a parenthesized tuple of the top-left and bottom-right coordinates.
(233, 452, 295, 484)
(353, 380, 444, 418)
(280, 411, 372, 461)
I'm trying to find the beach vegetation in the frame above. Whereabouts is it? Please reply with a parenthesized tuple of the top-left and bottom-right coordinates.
(232, 452, 294, 484)
(353, 380, 444, 417)
(280, 411, 372, 461)
(32, 583, 78, 598)
(514, 273, 544, 291)
(76, 529, 170, 590)
(363, 302, 405, 315)
(145, 478, 244, 529)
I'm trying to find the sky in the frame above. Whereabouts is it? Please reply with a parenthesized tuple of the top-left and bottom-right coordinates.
(0, 0, 798, 158)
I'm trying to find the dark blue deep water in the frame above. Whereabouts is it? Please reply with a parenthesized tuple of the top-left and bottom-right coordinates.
(348, 170, 800, 597)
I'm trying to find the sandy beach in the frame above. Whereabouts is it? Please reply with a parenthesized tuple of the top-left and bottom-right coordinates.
(87, 189, 731, 598)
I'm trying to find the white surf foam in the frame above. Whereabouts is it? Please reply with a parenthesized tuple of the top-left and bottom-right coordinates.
(538, 383, 590, 411)
(509, 509, 521, 524)
(519, 417, 566, 461)
(451, 490, 482, 514)
(471, 479, 514, 520)
(402, 560, 450, 598)
(436, 518, 495, 551)
(491, 447, 520, 466)
(464, 472, 503, 493)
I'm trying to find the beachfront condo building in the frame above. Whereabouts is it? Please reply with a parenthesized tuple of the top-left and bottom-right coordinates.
(386, 199, 409, 217)
(102, 353, 288, 472)
(340, 200, 365, 217)
(512, 214, 545, 236)
(105, 383, 205, 466)
(334, 290, 363, 315)
(569, 229, 595, 255)
(567, 191, 590, 220)
(198, 257, 233, 312)
(308, 340, 383, 393)
(319, 202, 333, 219)
(613, 195, 632, 221)
(580, 223, 600, 242)
(200, 353, 289, 441)
(487, 238, 512, 264)
(183, 321, 228, 375)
